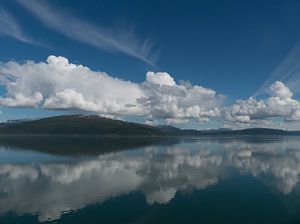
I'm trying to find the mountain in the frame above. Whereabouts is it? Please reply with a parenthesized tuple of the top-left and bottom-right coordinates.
(0, 114, 299, 136)
(0, 115, 164, 136)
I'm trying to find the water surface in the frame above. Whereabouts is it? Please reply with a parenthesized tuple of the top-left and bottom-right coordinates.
(0, 137, 299, 223)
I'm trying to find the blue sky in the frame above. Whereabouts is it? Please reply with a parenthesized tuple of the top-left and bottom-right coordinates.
(1, 0, 300, 129)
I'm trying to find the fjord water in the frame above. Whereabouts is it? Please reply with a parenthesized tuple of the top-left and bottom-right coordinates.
(0, 137, 300, 224)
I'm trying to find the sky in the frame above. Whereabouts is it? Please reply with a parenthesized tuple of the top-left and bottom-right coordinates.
(1, 0, 300, 129)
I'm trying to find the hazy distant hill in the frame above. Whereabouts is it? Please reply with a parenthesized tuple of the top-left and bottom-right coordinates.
(0, 114, 299, 136)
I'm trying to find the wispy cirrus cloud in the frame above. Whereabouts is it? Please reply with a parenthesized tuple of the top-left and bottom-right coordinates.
(254, 40, 300, 97)
(0, 8, 33, 44)
(16, 0, 157, 65)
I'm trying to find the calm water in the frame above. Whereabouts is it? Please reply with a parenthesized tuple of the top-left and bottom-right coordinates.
(0, 137, 300, 224)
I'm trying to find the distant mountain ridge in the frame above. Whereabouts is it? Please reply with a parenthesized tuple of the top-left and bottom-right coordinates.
(0, 115, 299, 136)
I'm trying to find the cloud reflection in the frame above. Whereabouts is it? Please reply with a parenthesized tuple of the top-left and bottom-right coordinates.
(0, 139, 300, 221)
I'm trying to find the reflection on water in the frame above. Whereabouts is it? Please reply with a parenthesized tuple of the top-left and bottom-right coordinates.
(0, 137, 300, 223)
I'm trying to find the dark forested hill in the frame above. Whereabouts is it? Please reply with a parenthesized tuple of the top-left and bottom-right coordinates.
(0, 115, 299, 136)
(0, 115, 164, 136)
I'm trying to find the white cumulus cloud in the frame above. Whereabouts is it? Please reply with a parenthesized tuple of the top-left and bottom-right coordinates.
(0, 56, 145, 115)
(225, 81, 300, 125)
(146, 72, 176, 86)
(4, 55, 300, 128)
(140, 72, 224, 124)
(0, 56, 223, 124)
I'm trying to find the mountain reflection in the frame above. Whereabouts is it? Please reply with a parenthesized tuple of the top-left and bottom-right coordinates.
(0, 138, 300, 222)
